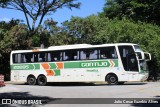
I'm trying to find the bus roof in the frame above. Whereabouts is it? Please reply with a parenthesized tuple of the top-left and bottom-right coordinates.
(11, 43, 138, 53)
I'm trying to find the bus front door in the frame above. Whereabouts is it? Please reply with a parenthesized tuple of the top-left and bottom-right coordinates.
(127, 53, 139, 81)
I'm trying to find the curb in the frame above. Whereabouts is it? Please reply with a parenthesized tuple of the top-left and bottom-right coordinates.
(4, 81, 25, 85)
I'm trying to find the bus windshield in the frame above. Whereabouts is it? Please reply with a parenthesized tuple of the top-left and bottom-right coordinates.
(139, 60, 149, 73)
(134, 45, 142, 52)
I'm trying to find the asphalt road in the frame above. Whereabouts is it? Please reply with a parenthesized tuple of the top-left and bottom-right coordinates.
(0, 82, 160, 107)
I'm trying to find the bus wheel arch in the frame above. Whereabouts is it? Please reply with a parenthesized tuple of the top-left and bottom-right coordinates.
(105, 73, 118, 85)
(37, 74, 47, 86)
(27, 75, 36, 85)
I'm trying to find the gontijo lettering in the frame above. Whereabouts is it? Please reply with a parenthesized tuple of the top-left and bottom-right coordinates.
(81, 62, 108, 67)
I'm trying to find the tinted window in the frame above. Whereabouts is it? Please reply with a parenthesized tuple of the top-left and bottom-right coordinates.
(63, 50, 79, 61)
(12, 47, 118, 63)
(99, 46, 117, 59)
(80, 49, 98, 60)
(48, 51, 62, 61)
(118, 46, 138, 71)
(13, 52, 48, 63)
(13, 54, 22, 63)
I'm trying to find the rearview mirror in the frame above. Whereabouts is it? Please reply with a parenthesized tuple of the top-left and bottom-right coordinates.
(136, 52, 151, 61)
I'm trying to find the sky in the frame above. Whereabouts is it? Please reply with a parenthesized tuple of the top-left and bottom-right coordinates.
(0, 0, 105, 25)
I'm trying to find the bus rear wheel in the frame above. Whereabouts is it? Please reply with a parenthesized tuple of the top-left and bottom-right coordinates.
(106, 74, 118, 85)
(37, 75, 47, 86)
(27, 75, 36, 85)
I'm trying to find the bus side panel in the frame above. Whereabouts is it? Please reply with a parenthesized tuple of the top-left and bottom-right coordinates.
(11, 70, 45, 82)
(10, 59, 130, 83)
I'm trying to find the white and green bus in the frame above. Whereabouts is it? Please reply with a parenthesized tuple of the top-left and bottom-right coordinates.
(10, 43, 151, 85)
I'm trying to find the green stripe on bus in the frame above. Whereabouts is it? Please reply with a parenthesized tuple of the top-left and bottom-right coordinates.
(54, 70, 60, 76)
(49, 63, 57, 69)
(11, 59, 118, 70)
(11, 64, 40, 70)
(64, 60, 118, 68)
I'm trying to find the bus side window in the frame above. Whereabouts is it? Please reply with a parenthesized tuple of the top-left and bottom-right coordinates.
(13, 54, 17, 63)
(47, 52, 58, 62)
(34, 53, 38, 62)
(25, 54, 32, 63)
(89, 49, 98, 59)
(50, 51, 62, 61)
(47, 53, 51, 62)
(21, 54, 27, 63)
(100, 47, 117, 59)
(63, 50, 78, 61)
(50, 52, 54, 61)
(100, 48, 107, 59)
(74, 56, 78, 60)
(39, 53, 46, 62)
(80, 51, 86, 60)
(13, 54, 23, 63)
(13, 54, 20, 63)
(101, 54, 107, 59)
(65, 56, 69, 60)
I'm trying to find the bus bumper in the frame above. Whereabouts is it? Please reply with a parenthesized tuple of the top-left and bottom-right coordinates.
(140, 73, 149, 81)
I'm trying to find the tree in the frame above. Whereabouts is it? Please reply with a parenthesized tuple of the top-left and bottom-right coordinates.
(102, 0, 160, 25)
(62, 16, 96, 44)
(0, 21, 30, 80)
(0, 25, 30, 52)
(0, 19, 20, 49)
(44, 18, 76, 45)
(62, 15, 160, 79)
(0, 0, 81, 33)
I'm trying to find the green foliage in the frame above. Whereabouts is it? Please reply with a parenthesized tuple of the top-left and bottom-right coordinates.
(0, 23, 30, 78)
(101, 0, 160, 77)
(0, 19, 20, 40)
(1, 25, 30, 52)
(62, 16, 96, 44)
(32, 27, 50, 47)
(103, 0, 160, 25)
(44, 18, 76, 46)
(62, 16, 160, 75)
(50, 31, 76, 46)
(0, 0, 8, 6)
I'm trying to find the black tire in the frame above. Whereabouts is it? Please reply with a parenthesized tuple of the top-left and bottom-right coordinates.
(37, 75, 47, 86)
(106, 74, 118, 85)
(27, 76, 36, 85)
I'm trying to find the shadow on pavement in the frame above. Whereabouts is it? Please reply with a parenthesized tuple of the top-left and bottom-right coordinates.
(0, 92, 59, 107)
(13, 82, 107, 87)
(121, 82, 147, 85)
(46, 82, 105, 86)
(105, 82, 147, 86)
(13, 82, 148, 87)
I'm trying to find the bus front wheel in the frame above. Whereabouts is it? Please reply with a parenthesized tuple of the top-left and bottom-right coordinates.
(37, 75, 47, 86)
(106, 74, 118, 85)
(27, 75, 36, 85)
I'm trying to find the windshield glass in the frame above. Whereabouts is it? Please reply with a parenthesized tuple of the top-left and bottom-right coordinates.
(139, 60, 149, 73)
(134, 45, 142, 52)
